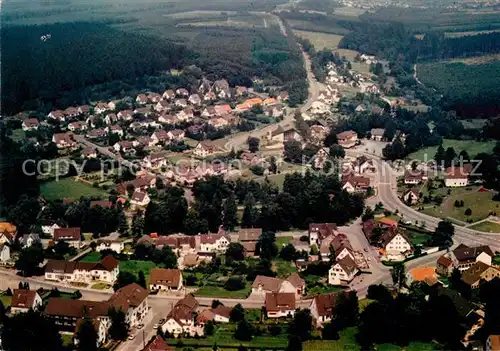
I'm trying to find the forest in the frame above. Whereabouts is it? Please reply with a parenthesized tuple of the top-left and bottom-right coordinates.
(1, 22, 189, 115)
(1, 17, 308, 114)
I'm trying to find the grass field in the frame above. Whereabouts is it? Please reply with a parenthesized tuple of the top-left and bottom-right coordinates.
(276, 236, 293, 249)
(120, 260, 159, 279)
(0, 294, 12, 307)
(468, 220, 500, 233)
(293, 30, 344, 50)
(403, 228, 432, 246)
(445, 190, 497, 222)
(40, 178, 108, 201)
(195, 285, 251, 299)
(274, 259, 297, 278)
(460, 119, 487, 130)
(407, 139, 495, 162)
(444, 29, 500, 37)
(60, 333, 73, 347)
(80, 251, 101, 262)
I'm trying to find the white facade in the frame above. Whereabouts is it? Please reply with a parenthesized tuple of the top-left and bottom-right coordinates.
(45, 266, 119, 285)
(251, 280, 296, 297)
(0, 245, 10, 263)
(328, 263, 358, 285)
(199, 236, 230, 253)
(11, 292, 42, 314)
(445, 177, 468, 187)
(96, 241, 124, 254)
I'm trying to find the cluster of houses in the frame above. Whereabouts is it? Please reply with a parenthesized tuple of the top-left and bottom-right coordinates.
(436, 244, 500, 289)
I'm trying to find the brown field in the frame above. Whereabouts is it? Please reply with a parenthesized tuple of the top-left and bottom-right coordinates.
(293, 30, 344, 50)
(448, 53, 500, 65)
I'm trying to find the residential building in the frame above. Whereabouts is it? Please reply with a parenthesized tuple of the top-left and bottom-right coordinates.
(21, 233, 41, 248)
(42, 223, 60, 237)
(486, 335, 500, 351)
(341, 175, 370, 193)
(370, 128, 385, 141)
(404, 170, 425, 184)
(337, 130, 358, 148)
(48, 110, 65, 121)
(94, 102, 110, 114)
(199, 233, 230, 254)
(161, 294, 202, 337)
(267, 125, 302, 143)
(130, 190, 151, 207)
(265, 293, 296, 318)
(96, 240, 124, 254)
(309, 293, 337, 327)
(328, 256, 359, 285)
(251, 275, 296, 296)
(193, 140, 218, 158)
(403, 189, 420, 205)
(461, 262, 500, 289)
(117, 110, 133, 120)
(22, 118, 40, 131)
(136, 94, 148, 105)
(149, 268, 183, 292)
(45, 256, 120, 284)
(449, 244, 494, 271)
(176, 88, 189, 97)
(162, 89, 176, 100)
(53, 227, 82, 248)
(151, 130, 170, 145)
(167, 129, 185, 141)
(52, 133, 76, 149)
(445, 165, 471, 187)
(436, 255, 454, 276)
(238, 228, 262, 257)
(285, 273, 306, 296)
(381, 230, 412, 261)
(10, 289, 42, 314)
(143, 335, 173, 351)
(308, 223, 337, 247)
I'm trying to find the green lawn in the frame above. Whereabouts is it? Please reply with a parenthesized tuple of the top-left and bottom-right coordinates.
(304, 328, 439, 351)
(407, 139, 495, 162)
(469, 220, 500, 233)
(80, 251, 101, 262)
(167, 326, 288, 349)
(11, 129, 25, 142)
(60, 333, 73, 347)
(445, 190, 497, 222)
(40, 178, 108, 201)
(259, 173, 287, 190)
(91, 283, 111, 290)
(195, 285, 251, 299)
(307, 285, 343, 297)
(358, 298, 375, 312)
(0, 294, 12, 307)
(403, 228, 432, 246)
(276, 236, 293, 249)
(493, 255, 500, 265)
(274, 259, 297, 278)
(120, 260, 159, 279)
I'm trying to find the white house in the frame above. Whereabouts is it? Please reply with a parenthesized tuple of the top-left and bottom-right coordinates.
(199, 233, 230, 253)
(445, 166, 471, 187)
(381, 231, 412, 261)
(309, 293, 337, 327)
(10, 289, 43, 314)
(96, 240, 124, 254)
(161, 295, 202, 337)
(193, 140, 218, 158)
(403, 189, 419, 205)
(45, 256, 120, 285)
(328, 256, 359, 285)
(0, 245, 10, 263)
(337, 130, 358, 148)
(22, 118, 40, 131)
(149, 268, 183, 292)
(42, 223, 60, 237)
(130, 190, 151, 207)
(251, 275, 296, 297)
(265, 293, 296, 318)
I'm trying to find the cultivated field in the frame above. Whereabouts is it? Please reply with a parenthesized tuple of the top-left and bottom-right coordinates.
(333, 7, 368, 17)
(407, 139, 495, 162)
(445, 29, 500, 37)
(293, 30, 344, 50)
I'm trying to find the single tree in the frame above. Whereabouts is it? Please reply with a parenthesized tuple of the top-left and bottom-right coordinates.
(223, 193, 238, 231)
(137, 270, 147, 289)
(76, 318, 98, 351)
(234, 319, 253, 341)
(113, 271, 137, 291)
(288, 309, 312, 341)
(108, 307, 129, 341)
(226, 243, 245, 261)
(247, 137, 260, 153)
(279, 243, 298, 261)
(230, 304, 245, 323)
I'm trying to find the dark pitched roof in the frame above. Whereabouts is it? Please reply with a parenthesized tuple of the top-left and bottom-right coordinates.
(380, 230, 411, 248)
(212, 305, 232, 318)
(149, 268, 182, 288)
(54, 227, 81, 241)
(265, 292, 296, 312)
(109, 283, 148, 310)
(437, 255, 453, 268)
(453, 245, 494, 262)
(252, 275, 284, 293)
(45, 298, 109, 318)
(335, 256, 358, 275)
(313, 293, 338, 318)
(143, 335, 173, 351)
(239, 228, 262, 242)
(461, 262, 499, 286)
(11, 289, 38, 309)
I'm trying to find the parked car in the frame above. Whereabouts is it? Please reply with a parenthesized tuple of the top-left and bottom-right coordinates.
(128, 334, 135, 340)
(137, 324, 144, 330)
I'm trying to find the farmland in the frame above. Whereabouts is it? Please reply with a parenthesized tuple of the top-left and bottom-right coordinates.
(293, 30, 344, 50)
(40, 178, 109, 201)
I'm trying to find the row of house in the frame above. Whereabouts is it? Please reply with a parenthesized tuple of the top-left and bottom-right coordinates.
(44, 256, 120, 285)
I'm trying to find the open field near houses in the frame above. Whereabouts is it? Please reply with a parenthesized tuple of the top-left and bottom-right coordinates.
(40, 178, 109, 201)
(407, 139, 495, 162)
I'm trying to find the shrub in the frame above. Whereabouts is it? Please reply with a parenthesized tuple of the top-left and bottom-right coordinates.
(224, 276, 245, 291)
(465, 208, 472, 216)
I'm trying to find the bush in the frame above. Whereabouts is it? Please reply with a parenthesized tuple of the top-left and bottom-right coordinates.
(299, 235, 309, 242)
(465, 208, 472, 216)
(249, 165, 264, 176)
(268, 325, 281, 336)
(224, 276, 245, 291)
